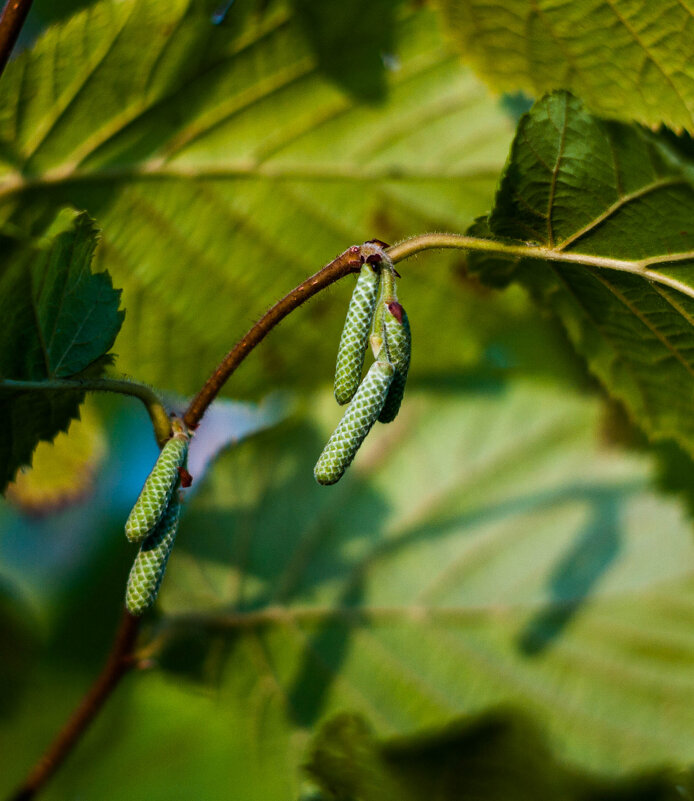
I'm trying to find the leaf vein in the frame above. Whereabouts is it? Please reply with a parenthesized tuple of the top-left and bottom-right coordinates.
(546, 92, 568, 246)
(588, 269, 694, 379)
(26, 3, 137, 162)
(602, 0, 693, 122)
(557, 177, 687, 252)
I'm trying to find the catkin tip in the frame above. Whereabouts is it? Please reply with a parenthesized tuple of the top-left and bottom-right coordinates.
(314, 469, 339, 486)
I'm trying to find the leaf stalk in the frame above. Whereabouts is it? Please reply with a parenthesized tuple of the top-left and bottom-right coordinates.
(386, 233, 694, 300)
(1, 377, 172, 446)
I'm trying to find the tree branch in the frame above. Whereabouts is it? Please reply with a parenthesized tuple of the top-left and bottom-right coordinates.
(9, 243, 367, 800)
(0, 0, 33, 77)
(183, 244, 363, 429)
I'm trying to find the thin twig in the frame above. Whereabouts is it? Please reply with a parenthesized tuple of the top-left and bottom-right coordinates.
(0, 377, 172, 446)
(183, 244, 363, 428)
(385, 233, 694, 300)
(10, 244, 366, 801)
(0, 0, 33, 77)
(9, 612, 140, 801)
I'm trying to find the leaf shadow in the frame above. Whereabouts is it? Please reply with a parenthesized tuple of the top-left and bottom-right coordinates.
(159, 419, 392, 720)
(306, 706, 694, 801)
(287, 573, 365, 728)
(356, 482, 633, 621)
(172, 420, 393, 602)
(517, 486, 622, 655)
(164, 474, 637, 725)
(289, 0, 404, 103)
(160, 393, 645, 723)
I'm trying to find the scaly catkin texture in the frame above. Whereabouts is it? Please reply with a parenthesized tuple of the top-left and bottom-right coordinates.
(125, 492, 181, 616)
(316, 360, 394, 485)
(125, 422, 188, 543)
(379, 302, 411, 423)
(334, 262, 380, 405)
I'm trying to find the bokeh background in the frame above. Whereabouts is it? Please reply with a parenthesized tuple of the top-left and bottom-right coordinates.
(3, 1, 694, 799)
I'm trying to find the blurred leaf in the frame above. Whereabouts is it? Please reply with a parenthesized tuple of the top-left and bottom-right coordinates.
(306, 711, 694, 801)
(439, 0, 694, 133)
(5, 398, 107, 515)
(499, 91, 534, 124)
(0, 208, 123, 491)
(289, 0, 402, 102)
(172, 392, 292, 492)
(0, 579, 39, 720)
(5, 379, 694, 799)
(24, 0, 94, 29)
(468, 91, 694, 457)
(0, 0, 518, 396)
(64, 377, 693, 800)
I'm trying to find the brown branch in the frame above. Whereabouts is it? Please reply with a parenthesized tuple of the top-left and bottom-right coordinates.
(9, 243, 367, 800)
(183, 244, 364, 429)
(9, 611, 140, 801)
(0, 0, 33, 77)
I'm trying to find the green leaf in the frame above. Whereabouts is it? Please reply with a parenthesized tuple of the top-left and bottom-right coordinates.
(439, 0, 694, 133)
(5, 398, 106, 515)
(0, 208, 122, 379)
(0, 0, 518, 396)
(91, 379, 694, 799)
(0, 208, 123, 491)
(306, 711, 694, 801)
(468, 91, 694, 457)
(0, 578, 39, 720)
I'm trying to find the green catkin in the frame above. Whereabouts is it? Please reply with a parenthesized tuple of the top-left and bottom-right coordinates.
(379, 302, 411, 423)
(125, 418, 189, 544)
(370, 295, 386, 358)
(315, 359, 394, 485)
(369, 254, 397, 355)
(370, 254, 398, 358)
(125, 492, 181, 616)
(334, 262, 380, 405)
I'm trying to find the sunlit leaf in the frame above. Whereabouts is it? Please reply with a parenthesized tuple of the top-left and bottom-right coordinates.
(0, 0, 519, 396)
(439, 0, 694, 133)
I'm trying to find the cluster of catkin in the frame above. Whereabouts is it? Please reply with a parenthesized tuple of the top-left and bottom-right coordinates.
(123, 417, 190, 616)
(120, 242, 408, 615)
(314, 242, 411, 485)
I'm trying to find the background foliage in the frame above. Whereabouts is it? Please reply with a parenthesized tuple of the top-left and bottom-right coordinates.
(3, 1, 694, 800)
(440, 0, 694, 134)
